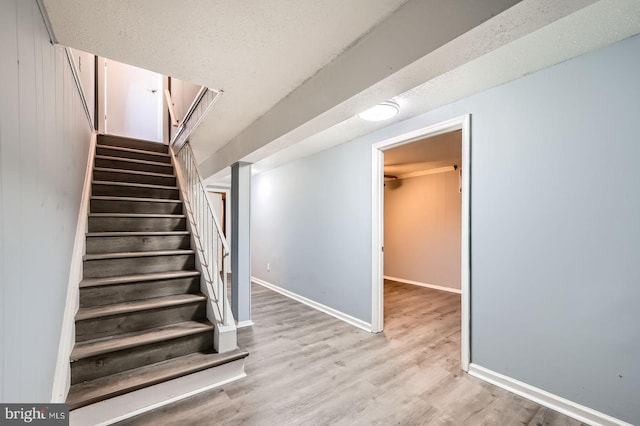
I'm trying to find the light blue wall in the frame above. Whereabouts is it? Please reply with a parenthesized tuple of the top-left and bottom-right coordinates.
(252, 138, 373, 321)
(251, 34, 640, 423)
(0, 0, 92, 402)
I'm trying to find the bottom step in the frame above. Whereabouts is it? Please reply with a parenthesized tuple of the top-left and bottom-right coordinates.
(67, 349, 248, 411)
(69, 356, 247, 426)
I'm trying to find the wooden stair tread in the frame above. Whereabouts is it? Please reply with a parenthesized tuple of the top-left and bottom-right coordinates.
(66, 348, 248, 410)
(96, 155, 173, 168)
(89, 213, 185, 218)
(91, 195, 182, 204)
(80, 270, 200, 288)
(86, 231, 190, 237)
(92, 180, 178, 190)
(76, 294, 207, 321)
(96, 144, 171, 158)
(97, 135, 169, 152)
(70, 321, 214, 361)
(84, 249, 195, 261)
(93, 167, 175, 178)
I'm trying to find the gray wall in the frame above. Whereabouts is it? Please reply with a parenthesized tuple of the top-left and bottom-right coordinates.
(0, 0, 92, 402)
(384, 170, 461, 290)
(251, 34, 640, 423)
(252, 138, 373, 321)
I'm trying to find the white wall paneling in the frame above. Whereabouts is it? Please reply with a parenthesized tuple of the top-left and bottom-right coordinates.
(0, 0, 93, 402)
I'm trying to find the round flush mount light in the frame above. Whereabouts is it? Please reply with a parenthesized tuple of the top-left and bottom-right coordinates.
(357, 100, 400, 122)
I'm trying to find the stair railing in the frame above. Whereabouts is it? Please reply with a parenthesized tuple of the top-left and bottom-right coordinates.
(173, 144, 230, 326)
(166, 86, 230, 327)
(170, 86, 223, 151)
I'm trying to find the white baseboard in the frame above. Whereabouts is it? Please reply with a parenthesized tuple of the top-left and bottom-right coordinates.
(468, 364, 632, 426)
(70, 359, 246, 426)
(384, 275, 461, 294)
(236, 320, 254, 328)
(251, 277, 372, 332)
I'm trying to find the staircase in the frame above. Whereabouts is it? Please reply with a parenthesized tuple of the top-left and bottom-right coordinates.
(67, 135, 247, 412)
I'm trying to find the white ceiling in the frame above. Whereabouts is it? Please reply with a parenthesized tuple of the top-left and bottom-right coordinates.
(236, 0, 640, 184)
(42, 0, 640, 186)
(42, 0, 408, 156)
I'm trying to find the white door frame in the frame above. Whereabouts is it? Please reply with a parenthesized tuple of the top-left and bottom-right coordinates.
(371, 114, 471, 372)
(207, 185, 232, 272)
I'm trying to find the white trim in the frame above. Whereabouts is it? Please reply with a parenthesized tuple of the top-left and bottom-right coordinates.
(236, 320, 254, 328)
(164, 88, 180, 127)
(252, 277, 372, 332)
(371, 147, 384, 333)
(70, 358, 246, 426)
(371, 114, 471, 371)
(155, 73, 164, 142)
(460, 114, 471, 372)
(64, 47, 93, 130)
(468, 364, 632, 426)
(207, 187, 232, 273)
(384, 276, 461, 294)
(51, 132, 97, 402)
(35, 0, 57, 44)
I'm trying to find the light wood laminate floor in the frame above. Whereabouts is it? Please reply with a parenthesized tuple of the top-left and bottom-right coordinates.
(118, 280, 585, 425)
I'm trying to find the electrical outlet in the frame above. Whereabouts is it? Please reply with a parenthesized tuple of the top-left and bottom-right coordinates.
(266, 263, 271, 272)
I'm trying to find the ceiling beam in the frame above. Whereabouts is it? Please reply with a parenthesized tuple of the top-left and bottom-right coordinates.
(198, 0, 525, 176)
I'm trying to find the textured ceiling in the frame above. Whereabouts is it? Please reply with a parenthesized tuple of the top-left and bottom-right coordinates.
(232, 0, 640, 184)
(42, 0, 408, 154)
(41, 0, 640, 186)
(42, 0, 524, 173)
(197, 0, 523, 175)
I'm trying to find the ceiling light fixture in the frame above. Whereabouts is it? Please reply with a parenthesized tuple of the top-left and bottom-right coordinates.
(357, 100, 400, 122)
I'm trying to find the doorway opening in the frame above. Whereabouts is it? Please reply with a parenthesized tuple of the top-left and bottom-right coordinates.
(371, 115, 471, 371)
(98, 57, 165, 143)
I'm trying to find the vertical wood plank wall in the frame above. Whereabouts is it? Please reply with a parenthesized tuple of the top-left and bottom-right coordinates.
(0, 0, 92, 402)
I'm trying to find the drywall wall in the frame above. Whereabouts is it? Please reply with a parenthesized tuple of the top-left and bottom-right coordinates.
(170, 78, 201, 123)
(250, 34, 640, 423)
(384, 170, 461, 290)
(0, 0, 92, 402)
(168, 77, 201, 142)
(104, 59, 164, 142)
(252, 137, 373, 321)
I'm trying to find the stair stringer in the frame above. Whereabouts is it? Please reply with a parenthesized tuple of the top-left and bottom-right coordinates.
(171, 151, 237, 353)
(51, 131, 98, 403)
